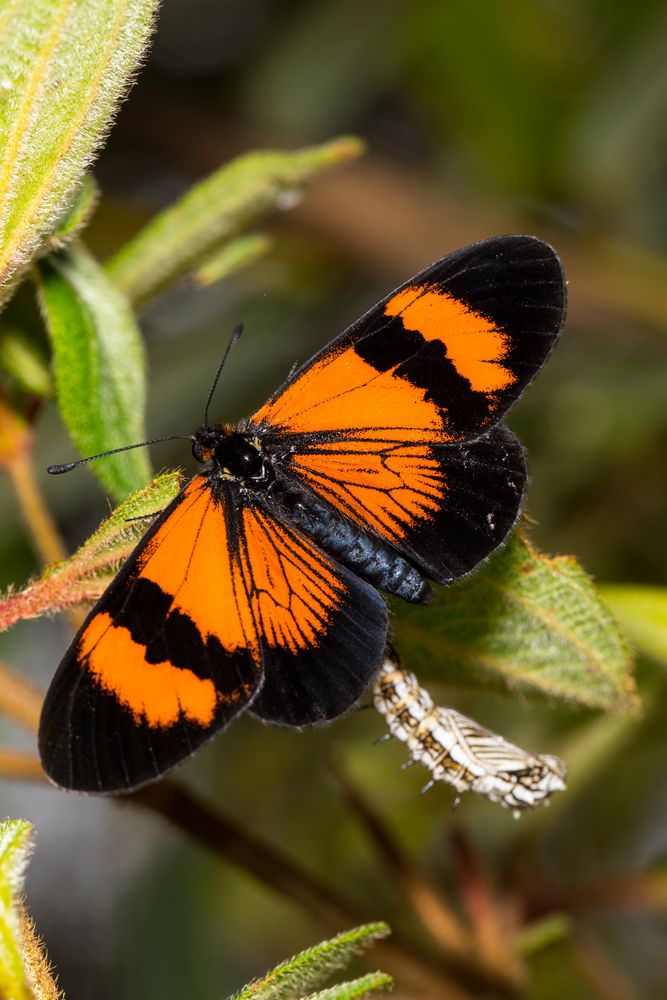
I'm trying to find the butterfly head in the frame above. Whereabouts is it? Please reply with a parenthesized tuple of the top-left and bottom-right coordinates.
(192, 424, 269, 485)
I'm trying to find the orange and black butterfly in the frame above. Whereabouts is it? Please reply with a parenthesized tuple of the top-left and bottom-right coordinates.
(39, 235, 566, 793)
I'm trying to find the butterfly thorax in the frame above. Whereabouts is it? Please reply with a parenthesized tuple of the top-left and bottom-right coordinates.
(193, 425, 271, 486)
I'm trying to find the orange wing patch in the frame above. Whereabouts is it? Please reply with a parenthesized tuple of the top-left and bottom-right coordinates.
(138, 476, 257, 656)
(291, 440, 445, 542)
(240, 507, 347, 653)
(254, 347, 449, 443)
(384, 284, 516, 394)
(74, 478, 349, 728)
(78, 611, 217, 727)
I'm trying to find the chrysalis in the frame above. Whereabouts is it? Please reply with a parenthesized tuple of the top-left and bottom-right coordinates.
(373, 652, 566, 815)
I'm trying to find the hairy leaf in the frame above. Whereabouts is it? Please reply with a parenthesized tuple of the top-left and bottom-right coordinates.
(395, 532, 636, 712)
(0, 819, 33, 1000)
(106, 136, 364, 306)
(304, 972, 393, 1000)
(36, 242, 149, 500)
(49, 173, 99, 250)
(0, 471, 182, 635)
(231, 923, 390, 1000)
(0, 0, 159, 310)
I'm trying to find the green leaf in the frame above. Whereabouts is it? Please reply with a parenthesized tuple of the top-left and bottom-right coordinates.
(106, 136, 364, 307)
(304, 972, 393, 1000)
(515, 914, 572, 956)
(395, 532, 637, 712)
(0, 0, 160, 311)
(193, 233, 273, 288)
(231, 923, 390, 1000)
(68, 469, 182, 572)
(0, 471, 182, 634)
(36, 241, 149, 500)
(0, 819, 33, 1000)
(599, 585, 667, 667)
(0, 285, 52, 397)
(49, 173, 99, 249)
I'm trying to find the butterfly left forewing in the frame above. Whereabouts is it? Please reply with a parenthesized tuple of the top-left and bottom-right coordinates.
(39, 476, 388, 790)
(39, 477, 262, 792)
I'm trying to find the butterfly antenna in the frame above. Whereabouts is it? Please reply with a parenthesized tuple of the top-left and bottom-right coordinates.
(47, 435, 195, 475)
(204, 323, 244, 426)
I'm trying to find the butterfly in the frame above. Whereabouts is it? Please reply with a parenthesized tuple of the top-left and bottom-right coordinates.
(39, 235, 566, 793)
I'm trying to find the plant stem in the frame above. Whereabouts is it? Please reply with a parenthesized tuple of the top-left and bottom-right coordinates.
(449, 823, 523, 985)
(5, 449, 67, 566)
(4, 449, 88, 631)
(131, 781, 519, 1000)
(0, 659, 42, 730)
(327, 752, 475, 959)
(0, 748, 44, 781)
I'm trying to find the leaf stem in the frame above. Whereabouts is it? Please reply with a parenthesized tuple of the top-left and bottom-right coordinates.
(3, 448, 85, 631)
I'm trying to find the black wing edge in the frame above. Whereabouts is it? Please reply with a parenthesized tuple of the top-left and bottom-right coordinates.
(393, 425, 528, 585)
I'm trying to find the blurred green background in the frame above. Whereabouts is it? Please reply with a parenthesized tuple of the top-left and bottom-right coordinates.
(1, 1, 666, 997)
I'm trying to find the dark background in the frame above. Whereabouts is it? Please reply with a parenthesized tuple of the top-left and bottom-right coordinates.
(1, 1, 666, 997)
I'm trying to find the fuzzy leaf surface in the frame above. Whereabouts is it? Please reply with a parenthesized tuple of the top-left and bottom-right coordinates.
(231, 923, 390, 1000)
(0, 819, 33, 1000)
(0, 0, 159, 310)
(0, 471, 182, 635)
(303, 972, 393, 1000)
(36, 242, 149, 500)
(395, 532, 636, 711)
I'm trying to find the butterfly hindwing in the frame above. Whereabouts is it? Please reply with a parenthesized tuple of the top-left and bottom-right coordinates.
(228, 498, 388, 728)
(39, 477, 387, 791)
(282, 424, 526, 585)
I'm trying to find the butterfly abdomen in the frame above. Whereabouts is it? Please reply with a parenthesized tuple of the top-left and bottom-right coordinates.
(266, 477, 433, 604)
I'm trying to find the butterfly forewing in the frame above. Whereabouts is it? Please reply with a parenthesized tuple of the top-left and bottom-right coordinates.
(39, 478, 387, 791)
(251, 235, 565, 583)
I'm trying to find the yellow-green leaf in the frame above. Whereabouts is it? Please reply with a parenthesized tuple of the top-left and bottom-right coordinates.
(599, 585, 667, 667)
(0, 285, 52, 398)
(106, 136, 364, 307)
(0, 0, 159, 311)
(395, 532, 637, 712)
(36, 241, 149, 500)
(0, 819, 33, 1000)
